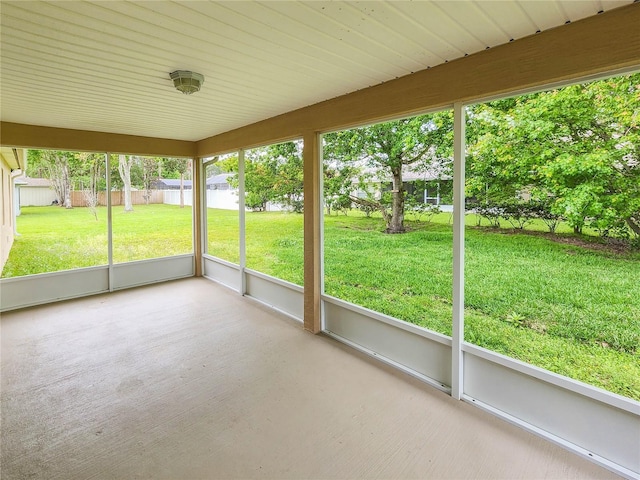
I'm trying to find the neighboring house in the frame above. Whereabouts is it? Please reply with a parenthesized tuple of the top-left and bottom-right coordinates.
(1, 147, 26, 270)
(149, 174, 235, 191)
(206, 173, 233, 190)
(14, 177, 27, 216)
(399, 169, 453, 206)
(17, 177, 57, 207)
(205, 173, 239, 210)
(155, 178, 193, 190)
(355, 162, 453, 207)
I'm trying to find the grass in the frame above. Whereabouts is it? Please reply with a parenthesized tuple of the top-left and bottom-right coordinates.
(5, 205, 640, 400)
(111, 204, 192, 263)
(208, 209, 640, 400)
(2, 205, 193, 276)
(206, 209, 304, 284)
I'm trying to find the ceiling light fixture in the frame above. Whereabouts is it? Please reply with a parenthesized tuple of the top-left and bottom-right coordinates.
(169, 70, 204, 95)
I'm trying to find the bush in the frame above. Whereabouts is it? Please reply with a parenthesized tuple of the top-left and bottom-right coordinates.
(406, 196, 441, 223)
(501, 200, 536, 230)
(529, 201, 562, 233)
(471, 202, 504, 228)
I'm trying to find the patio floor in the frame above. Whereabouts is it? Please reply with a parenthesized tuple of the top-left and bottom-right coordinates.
(0, 277, 620, 479)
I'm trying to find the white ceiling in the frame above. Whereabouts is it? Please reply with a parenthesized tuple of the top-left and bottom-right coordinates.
(0, 1, 633, 142)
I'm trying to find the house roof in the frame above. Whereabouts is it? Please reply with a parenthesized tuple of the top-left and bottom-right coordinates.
(156, 175, 233, 188)
(1, 1, 633, 143)
(206, 173, 234, 185)
(157, 178, 193, 188)
(402, 170, 453, 183)
(16, 177, 51, 187)
(357, 161, 452, 183)
(0, 147, 25, 170)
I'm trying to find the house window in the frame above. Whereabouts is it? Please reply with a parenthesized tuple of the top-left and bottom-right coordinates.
(2, 150, 108, 277)
(322, 110, 454, 336)
(463, 72, 640, 400)
(205, 152, 240, 264)
(110, 155, 192, 264)
(244, 141, 304, 286)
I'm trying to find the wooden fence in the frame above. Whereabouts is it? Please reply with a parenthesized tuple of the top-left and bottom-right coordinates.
(70, 190, 164, 207)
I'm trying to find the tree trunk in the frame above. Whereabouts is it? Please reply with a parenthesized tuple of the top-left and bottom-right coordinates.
(118, 155, 134, 212)
(62, 163, 72, 208)
(52, 176, 65, 207)
(348, 195, 390, 225)
(387, 168, 405, 233)
(47, 153, 72, 208)
(626, 215, 640, 236)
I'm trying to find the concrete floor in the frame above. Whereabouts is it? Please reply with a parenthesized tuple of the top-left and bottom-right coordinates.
(1, 277, 621, 479)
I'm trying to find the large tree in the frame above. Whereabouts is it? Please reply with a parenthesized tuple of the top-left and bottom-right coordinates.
(323, 163, 360, 215)
(140, 157, 161, 205)
(467, 73, 640, 236)
(230, 142, 304, 212)
(268, 142, 304, 212)
(118, 155, 135, 212)
(324, 111, 453, 233)
(27, 150, 81, 208)
(76, 153, 104, 219)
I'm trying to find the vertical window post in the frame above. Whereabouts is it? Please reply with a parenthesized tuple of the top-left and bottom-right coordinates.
(106, 152, 113, 292)
(238, 149, 246, 295)
(193, 156, 203, 277)
(452, 102, 466, 399)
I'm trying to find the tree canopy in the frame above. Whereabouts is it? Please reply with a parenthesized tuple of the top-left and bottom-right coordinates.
(228, 142, 304, 212)
(323, 111, 453, 232)
(27, 152, 191, 211)
(467, 73, 640, 236)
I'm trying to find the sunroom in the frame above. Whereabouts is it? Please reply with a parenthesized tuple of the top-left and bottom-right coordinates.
(1, 2, 639, 479)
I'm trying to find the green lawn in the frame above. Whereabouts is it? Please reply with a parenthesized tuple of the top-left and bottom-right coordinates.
(5, 205, 640, 400)
(2, 205, 193, 276)
(323, 213, 639, 399)
(206, 209, 304, 283)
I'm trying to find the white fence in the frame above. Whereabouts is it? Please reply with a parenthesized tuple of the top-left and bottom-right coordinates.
(21, 186, 283, 212)
(163, 189, 238, 210)
(163, 189, 285, 211)
(163, 190, 194, 207)
(207, 190, 239, 210)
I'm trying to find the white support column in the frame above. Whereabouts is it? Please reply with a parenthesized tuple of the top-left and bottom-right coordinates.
(106, 153, 113, 292)
(318, 136, 326, 331)
(238, 149, 246, 295)
(452, 102, 466, 400)
(193, 156, 203, 276)
(201, 159, 207, 259)
(200, 156, 216, 258)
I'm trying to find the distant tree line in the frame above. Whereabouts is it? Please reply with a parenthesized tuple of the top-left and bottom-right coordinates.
(27, 152, 191, 214)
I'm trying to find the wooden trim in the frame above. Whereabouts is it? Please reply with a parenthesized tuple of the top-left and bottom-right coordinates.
(196, 3, 640, 157)
(3, 5, 637, 159)
(303, 132, 321, 333)
(0, 122, 196, 158)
